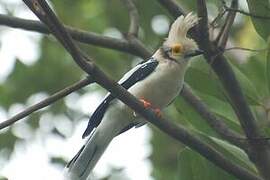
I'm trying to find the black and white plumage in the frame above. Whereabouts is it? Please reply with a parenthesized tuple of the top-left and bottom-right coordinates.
(65, 12, 203, 180)
(81, 58, 159, 139)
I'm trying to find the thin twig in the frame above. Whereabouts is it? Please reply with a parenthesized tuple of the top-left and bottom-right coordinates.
(121, 0, 139, 37)
(225, 47, 267, 52)
(0, 77, 94, 130)
(20, 1, 263, 179)
(210, 8, 226, 28)
(216, 0, 238, 49)
(0, 14, 149, 58)
(181, 84, 248, 150)
(224, 6, 270, 20)
(209, 46, 266, 61)
(157, 0, 186, 18)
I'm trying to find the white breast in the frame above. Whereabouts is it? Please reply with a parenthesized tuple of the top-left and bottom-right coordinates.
(128, 60, 186, 109)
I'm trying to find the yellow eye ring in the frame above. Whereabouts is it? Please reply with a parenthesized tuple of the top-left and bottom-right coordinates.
(172, 44, 183, 55)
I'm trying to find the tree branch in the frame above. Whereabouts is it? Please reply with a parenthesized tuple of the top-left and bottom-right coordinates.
(197, 0, 210, 45)
(157, 0, 186, 18)
(216, 0, 238, 49)
(181, 84, 247, 150)
(0, 76, 93, 130)
(0, 14, 149, 58)
(121, 0, 139, 37)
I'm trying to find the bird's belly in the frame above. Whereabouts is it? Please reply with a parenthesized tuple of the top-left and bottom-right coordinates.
(128, 70, 183, 108)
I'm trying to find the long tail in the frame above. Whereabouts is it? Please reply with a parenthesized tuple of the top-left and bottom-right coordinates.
(64, 127, 114, 180)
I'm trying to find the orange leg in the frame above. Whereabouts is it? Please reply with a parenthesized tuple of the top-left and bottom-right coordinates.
(140, 98, 151, 108)
(139, 98, 162, 117)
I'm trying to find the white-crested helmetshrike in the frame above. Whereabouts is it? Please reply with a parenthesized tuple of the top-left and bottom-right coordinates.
(65, 12, 203, 180)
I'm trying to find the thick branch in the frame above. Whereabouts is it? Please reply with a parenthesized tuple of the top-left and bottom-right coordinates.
(197, 0, 210, 45)
(20, 1, 262, 179)
(0, 77, 93, 130)
(181, 84, 247, 149)
(0, 14, 149, 58)
(121, 0, 139, 37)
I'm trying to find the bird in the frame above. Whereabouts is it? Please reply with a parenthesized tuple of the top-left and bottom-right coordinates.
(65, 12, 203, 180)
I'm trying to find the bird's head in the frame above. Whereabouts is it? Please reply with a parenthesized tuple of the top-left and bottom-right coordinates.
(161, 12, 203, 64)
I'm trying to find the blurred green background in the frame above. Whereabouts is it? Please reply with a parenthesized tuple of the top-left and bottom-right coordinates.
(0, 0, 270, 179)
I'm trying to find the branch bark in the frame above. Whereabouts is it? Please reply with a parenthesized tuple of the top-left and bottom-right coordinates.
(19, 1, 262, 179)
(0, 77, 93, 130)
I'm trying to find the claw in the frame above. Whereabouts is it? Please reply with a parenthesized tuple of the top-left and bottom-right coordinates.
(139, 98, 162, 117)
(140, 98, 152, 108)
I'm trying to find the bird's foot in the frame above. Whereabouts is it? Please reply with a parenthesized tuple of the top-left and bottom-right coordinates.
(140, 98, 152, 108)
(139, 98, 162, 117)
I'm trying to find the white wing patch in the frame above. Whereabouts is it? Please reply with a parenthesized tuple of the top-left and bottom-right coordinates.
(118, 63, 144, 84)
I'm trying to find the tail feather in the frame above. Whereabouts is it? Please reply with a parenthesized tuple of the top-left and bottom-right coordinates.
(65, 129, 113, 180)
(66, 145, 85, 168)
(65, 102, 132, 180)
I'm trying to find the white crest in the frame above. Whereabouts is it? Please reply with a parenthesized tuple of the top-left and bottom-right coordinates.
(165, 12, 199, 45)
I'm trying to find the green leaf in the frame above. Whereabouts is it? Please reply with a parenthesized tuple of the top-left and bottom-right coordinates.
(186, 60, 226, 102)
(230, 52, 269, 99)
(195, 92, 239, 124)
(177, 148, 237, 180)
(0, 130, 17, 157)
(174, 96, 218, 137)
(247, 0, 270, 40)
(231, 64, 261, 105)
(209, 137, 256, 172)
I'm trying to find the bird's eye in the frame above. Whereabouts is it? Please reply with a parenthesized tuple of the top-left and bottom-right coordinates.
(172, 44, 183, 55)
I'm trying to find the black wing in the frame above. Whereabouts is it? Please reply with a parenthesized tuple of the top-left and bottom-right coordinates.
(82, 58, 158, 138)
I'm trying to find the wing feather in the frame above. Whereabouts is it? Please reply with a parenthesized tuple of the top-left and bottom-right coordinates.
(82, 58, 158, 138)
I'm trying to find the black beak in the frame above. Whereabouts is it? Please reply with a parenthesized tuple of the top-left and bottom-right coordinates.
(184, 49, 204, 58)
